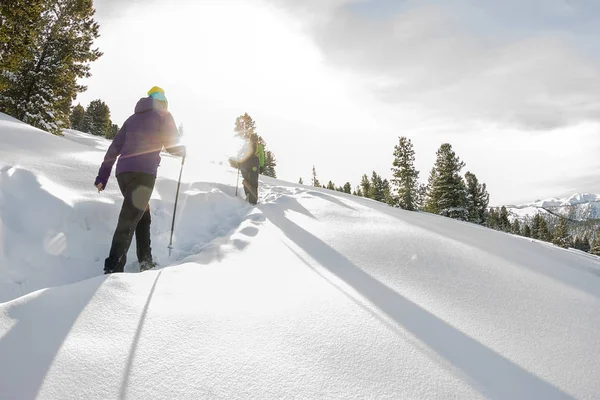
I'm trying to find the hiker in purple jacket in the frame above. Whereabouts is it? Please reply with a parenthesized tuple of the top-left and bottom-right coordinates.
(94, 86, 185, 274)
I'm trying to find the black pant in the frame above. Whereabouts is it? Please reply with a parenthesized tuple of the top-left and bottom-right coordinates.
(105, 172, 156, 273)
(241, 160, 259, 205)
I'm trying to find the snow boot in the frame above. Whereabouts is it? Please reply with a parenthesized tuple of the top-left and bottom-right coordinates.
(139, 260, 158, 272)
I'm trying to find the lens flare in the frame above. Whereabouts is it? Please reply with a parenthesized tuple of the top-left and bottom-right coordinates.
(180, 130, 250, 165)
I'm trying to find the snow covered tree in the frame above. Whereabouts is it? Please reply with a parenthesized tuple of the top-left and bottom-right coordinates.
(311, 166, 320, 187)
(425, 143, 467, 219)
(0, 0, 102, 134)
(69, 103, 85, 130)
(464, 172, 489, 224)
(360, 174, 371, 199)
(343, 182, 352, 194)
(327, 181, 335, 190)
(85, 99, 110, 136)
(390, 136, 419, 211)
(552, 217, 570, 248)
(355, 187, 363, 197)
(298, 177, 303, 185)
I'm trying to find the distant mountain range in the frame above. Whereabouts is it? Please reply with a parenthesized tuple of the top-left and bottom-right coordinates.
(505, 193, 600, 222)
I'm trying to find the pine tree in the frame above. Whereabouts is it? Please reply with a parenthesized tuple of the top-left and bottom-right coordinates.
(416, 183, 427, 211)
(531, 215, 541, 239)
(464, 172, 489, 224)
(382, 179, 396, 206)
(360, 174, 371, 199)
(69, 103, 85, 130)
(106, 123, 119, 140)
(81, 108, 92, 133)
(523, 223, 532, 238)
(573, 236, 583, 251)
(234, 113, 256, 139)
(590, 228, 600, 256)
(0, 0, 46, 92)
(298, 177, 303, 185)
(233, 113, 276, 178)
(582, 234, 591, 253)
(552, 217, 570, 248)
(0, 0, 102, 134)
(538, 216, 551, 242)
(85, 99, 110, 136)
(356, 187, 363, 197)
(311, 166, 320, 187)
(343, 182, 352, 194)
(390, 136, 419, 211)
(336, 186, 344, 192)
(487, 207, 499, 229)
(512, 219, 521, 235)
(368, 172, 386, 202)
(327, 181, 335, 190)
(499, 206, 510, 232)
(425, 143, 467, 219)
(262, 150, 277, 178)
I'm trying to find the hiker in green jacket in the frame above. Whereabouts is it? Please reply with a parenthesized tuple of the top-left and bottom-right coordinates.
(240, 134, 264, 204)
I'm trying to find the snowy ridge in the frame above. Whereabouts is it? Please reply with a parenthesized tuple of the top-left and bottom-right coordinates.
(506, 193, 600, 222)
(1, 113, 600, 399)
(529, 193, 600, 208)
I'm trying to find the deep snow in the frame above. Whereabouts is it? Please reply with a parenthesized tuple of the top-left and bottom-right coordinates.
(1, 113, 600, 399)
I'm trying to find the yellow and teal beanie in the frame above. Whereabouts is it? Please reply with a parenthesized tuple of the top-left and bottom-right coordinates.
(148, 86, 167, 103)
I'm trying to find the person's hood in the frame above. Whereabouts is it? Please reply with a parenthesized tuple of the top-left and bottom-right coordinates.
(134, 97, 158, 114)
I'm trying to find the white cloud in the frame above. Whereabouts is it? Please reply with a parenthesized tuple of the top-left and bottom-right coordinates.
(287, 2, 600, 130)
(81, 0, 600, 205)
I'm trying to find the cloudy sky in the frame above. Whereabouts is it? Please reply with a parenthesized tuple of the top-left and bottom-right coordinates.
(78, 0, 600, 205)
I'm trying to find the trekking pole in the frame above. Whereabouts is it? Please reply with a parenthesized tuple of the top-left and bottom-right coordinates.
(235, 165, 240, 197)
(168, 154, 185, 257)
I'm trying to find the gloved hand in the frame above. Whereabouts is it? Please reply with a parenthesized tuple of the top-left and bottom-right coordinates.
(94, 176, 107, 192)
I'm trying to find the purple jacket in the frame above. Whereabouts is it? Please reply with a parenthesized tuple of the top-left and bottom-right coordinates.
(95, 97, 184, 188)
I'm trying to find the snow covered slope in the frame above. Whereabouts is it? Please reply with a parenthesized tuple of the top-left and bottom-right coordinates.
(2, 113, 600, 399)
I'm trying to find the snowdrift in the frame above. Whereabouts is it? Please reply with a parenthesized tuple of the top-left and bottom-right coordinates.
(1, 113, 600, 399)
